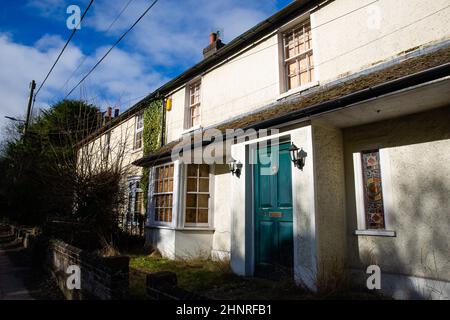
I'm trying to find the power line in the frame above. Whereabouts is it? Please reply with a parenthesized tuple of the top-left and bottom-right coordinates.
(104, 0, 136, 34)
(33, 0, 95, 106)
(65, 0, 159, 99)
(60, 0, 136, 94)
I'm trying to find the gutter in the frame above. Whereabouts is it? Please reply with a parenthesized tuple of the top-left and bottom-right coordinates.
(133, 61, 450, 166)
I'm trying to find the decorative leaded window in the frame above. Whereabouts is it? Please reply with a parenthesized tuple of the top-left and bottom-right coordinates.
(361, 150, 385, 229)
(283, 20, 314, 90)
(185, 164, 210, 225)
(153, 164, 174, 223)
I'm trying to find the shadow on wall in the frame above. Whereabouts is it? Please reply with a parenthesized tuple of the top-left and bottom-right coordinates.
(344, 105, 450, 299)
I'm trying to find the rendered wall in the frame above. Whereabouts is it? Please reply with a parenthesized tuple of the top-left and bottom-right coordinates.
(78, 115, 143, 178)
(211, 164, 232, 260)
(344, 106, 450, 285)
(313, 0, 450, 83)
(311, 124, 347, 287)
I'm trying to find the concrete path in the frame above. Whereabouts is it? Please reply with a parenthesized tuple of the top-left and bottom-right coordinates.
(0, 242, 34, 300)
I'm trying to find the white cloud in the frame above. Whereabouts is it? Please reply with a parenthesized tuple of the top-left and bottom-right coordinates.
(0, 33, 166, 137)
(87, 0, 273, 66)
(1, 0, 287, 138)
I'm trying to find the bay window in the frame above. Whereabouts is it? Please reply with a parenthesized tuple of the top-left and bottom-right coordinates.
(185, 164, 210, 226)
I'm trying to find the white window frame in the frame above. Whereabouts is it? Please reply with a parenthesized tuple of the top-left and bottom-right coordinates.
(353, 149, 396, 237)
(277, 14, 318, 98)
(184, 80, 202, 131)
(133, 113, 144, 151)
(181, 164, 214, 228)
(103, 131, 111, 160)
(126, 176, 143, 228)
(148, 161, 179, 228)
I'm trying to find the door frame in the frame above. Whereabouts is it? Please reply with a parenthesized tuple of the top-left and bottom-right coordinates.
(230, 125, 318, 290)
(247, 135, 292, 276)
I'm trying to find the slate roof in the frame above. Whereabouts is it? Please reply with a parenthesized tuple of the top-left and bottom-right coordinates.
(134, 43, 450, 167)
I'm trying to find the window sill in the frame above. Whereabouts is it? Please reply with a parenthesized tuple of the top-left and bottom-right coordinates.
(354, 230, 396, 237)
(146, 225, 215, 232)
(277, 81, 319, 100)
(132, 147, 143, 154)
(182, 125, 202, 136)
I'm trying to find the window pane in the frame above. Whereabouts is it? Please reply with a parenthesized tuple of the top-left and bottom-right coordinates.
(199, 165, 209, 177)
(287, 60, 297, 76)
(192, 116, 200, 127)
(288, 74, 299, 90)
(187, 178, 198, 192)
(361, 151, 385, 229)
(135, 192, 144, 214)
(199, 179, 209, 192)
(198, 195, 209, 209)
(186, 209, 196, 223)
(187, 164, 198, 177)
(300, 71, 309, 85)
(198, 210, 208, 223)
(186, 194, 197, 208)
(168, 179, 173, 192)
(166, 208, 172, 222)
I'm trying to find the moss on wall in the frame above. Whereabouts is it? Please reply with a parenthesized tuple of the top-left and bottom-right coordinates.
(142, 99, 163, 210)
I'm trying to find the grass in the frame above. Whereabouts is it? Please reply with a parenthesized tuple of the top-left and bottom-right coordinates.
(129, 255, 391, 300)
(130, 254, 310, 300)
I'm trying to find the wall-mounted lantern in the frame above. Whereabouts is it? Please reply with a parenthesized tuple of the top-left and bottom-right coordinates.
(228, 159, 243, 177)
(289, 143, 307, 170)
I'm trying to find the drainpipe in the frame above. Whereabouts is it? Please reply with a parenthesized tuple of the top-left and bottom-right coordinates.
(160, 97, 166, 148)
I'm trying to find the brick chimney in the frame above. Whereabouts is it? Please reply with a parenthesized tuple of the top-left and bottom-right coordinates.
(203, 32, 225, 59)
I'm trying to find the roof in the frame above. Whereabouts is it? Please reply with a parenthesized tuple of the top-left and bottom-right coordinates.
(134, 43, 450, 167)
(77, 0, 317, 145)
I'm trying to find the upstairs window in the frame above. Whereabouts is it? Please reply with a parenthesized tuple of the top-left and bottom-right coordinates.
(283, 20, 314, 91)
(185, 164, 210, 226)
(134, 113, 144, 150)
(187, 82, 201, 129)
(103, 131, 111, 160)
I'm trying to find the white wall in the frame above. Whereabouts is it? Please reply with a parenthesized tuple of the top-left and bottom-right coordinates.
(211, 165, 232, 260)
(344, 106, 450, 283)
(79, 115, 143, 177)
(313, 0, 450, 83)
(163, 0, 450, 145)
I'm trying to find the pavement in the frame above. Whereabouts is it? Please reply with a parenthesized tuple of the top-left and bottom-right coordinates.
(0, 229, 34, 300)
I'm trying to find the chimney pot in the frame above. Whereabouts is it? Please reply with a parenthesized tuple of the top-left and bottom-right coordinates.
(203, 32, 225, 59)
(210, 32, 218, 45)
(107, 107, 113, 117)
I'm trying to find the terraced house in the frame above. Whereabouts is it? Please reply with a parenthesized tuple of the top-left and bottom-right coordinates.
(80, 0, 450, 299)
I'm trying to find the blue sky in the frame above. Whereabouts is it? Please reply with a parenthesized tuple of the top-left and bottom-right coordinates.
(0, 0, 292, 135)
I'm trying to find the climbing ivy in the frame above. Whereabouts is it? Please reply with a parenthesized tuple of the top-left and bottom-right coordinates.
(141, 99, 163, 209)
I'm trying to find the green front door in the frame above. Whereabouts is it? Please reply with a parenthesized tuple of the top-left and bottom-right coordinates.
(254, 143, 294, 277)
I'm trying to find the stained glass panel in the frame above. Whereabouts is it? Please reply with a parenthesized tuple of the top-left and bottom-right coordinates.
(361, 150, 385, 229)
